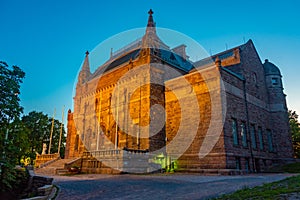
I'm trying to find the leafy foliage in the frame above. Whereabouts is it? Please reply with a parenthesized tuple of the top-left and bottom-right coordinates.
(0, 61, 25, 191)
(0, 61, 66, 193)
(0, 164, 29, 198)
(22, 111, 66, 160)
(5, 119, 30, 165)
(289, 110, 300, 158)
(0, 61, 25, 124)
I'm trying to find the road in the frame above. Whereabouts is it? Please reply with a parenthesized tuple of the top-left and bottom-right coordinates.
(53, 173, 295, 200)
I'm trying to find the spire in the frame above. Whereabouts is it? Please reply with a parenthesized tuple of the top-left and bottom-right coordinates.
(142, 9, 159, 49)
(147, 9, 155, 28)
(82, 51, 91, 72)
(145, 9, 156, 35)
(78, 51, 91, 84)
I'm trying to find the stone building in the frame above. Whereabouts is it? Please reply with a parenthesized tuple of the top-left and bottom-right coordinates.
(65, 10, 294, 174)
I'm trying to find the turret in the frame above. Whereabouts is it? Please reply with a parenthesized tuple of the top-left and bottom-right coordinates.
(263, 60, 293, 159)
(78, 51, 91, 85)
(75, 51, 91, 115)
(263, 59, 286, 108)
(264, 59, 282, 88)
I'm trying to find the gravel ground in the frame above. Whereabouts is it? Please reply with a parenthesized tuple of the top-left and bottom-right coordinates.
(52, 173, 296, 200)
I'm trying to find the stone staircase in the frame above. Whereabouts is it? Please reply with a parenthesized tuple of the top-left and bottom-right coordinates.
(35, 158, 80, 176)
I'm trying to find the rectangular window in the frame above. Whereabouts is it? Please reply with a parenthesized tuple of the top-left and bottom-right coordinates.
(236, 157, 241, 170)
(271, 78, 279, 85)
(245, 158, 250, 173)
(232, 119, 239, 145)
(258, 127, 264, 150)
(241, 122, 247, 147)
(267, 129, 274, 152)
(250, 125, 257, 149)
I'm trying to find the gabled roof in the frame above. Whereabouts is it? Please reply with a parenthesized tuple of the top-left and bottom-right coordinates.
(193, 40, 255, 71)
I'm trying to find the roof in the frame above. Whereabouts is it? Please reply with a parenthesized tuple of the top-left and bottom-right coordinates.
(89, 10, 193, 78)
(107, 49, 140, 70)
(193, 40, 252, 69)
(158, 49, 194, 72)
(263, 59, 281, 76)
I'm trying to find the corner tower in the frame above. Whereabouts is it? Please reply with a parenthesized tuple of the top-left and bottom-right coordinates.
(263, 59, 294, 160)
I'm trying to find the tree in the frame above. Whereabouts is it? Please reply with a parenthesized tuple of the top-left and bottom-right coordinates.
(288, 110, 300, 158)
(5, 119, 30, 165)
(0, 61, 25, 124)
(22, 111, 66, 161)
(0, 61, 25, 191)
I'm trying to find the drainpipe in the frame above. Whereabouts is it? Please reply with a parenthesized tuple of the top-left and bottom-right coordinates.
(243, 79, 256, 173)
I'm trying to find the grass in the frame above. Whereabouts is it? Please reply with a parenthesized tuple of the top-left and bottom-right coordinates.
(213, 175, 300, 200)
(214, 162, 300, 200)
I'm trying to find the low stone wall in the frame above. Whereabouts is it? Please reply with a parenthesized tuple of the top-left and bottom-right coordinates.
(22, 169, 55, 200)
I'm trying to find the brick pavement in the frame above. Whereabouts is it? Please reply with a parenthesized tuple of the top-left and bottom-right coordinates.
(53, 173, 296, 200)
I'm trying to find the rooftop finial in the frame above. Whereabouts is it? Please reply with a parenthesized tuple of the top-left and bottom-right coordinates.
(148, 9, 153, 15)
(147, 9, 155, 27)
(142, 9, 161, 49)
(85, 51, 89, 56)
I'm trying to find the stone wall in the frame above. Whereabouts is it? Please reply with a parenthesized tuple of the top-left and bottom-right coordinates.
(66, 39, 294, 173)
(220, 40, 294, 172)
(165, 64, 227, 170)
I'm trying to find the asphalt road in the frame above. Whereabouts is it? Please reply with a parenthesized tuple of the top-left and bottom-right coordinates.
(53, 173, 295, 200)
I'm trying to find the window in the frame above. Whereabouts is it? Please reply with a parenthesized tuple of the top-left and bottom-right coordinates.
(267, 129, 274, 152)
(250, 125, 257, 149)
(245, 158, 250, 173)
(232, 119, 239, 145)
(258, 127, 264, 150)
(235, 157, 241, 170)
(241, 122, 247, 147)
(271, 78, 279, 85)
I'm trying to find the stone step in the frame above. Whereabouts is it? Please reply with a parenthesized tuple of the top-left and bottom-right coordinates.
(35, 158, 81, 175)
(56, 169, 69, 175)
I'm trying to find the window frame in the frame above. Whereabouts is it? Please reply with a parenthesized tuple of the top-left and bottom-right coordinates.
(258, 126, 264, 150)
(232, 118, 239, 146)
(267, 129, 274, 152)
(250, 124, 257, 149)
(271, 77, 279, 86)
(241, 121, 248, 147)
(235, 157, 241, 170)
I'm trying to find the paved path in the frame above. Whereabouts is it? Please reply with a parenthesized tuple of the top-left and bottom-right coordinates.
(53, 173, 296, 200)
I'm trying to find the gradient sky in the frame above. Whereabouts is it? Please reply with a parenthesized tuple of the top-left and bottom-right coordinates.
(1, 0, 300, 123)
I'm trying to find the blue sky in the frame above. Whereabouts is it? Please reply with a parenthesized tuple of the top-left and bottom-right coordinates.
(1, 0, 300, 122)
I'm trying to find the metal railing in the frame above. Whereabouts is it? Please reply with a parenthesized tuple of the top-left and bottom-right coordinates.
(111, 38, 142, 59)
